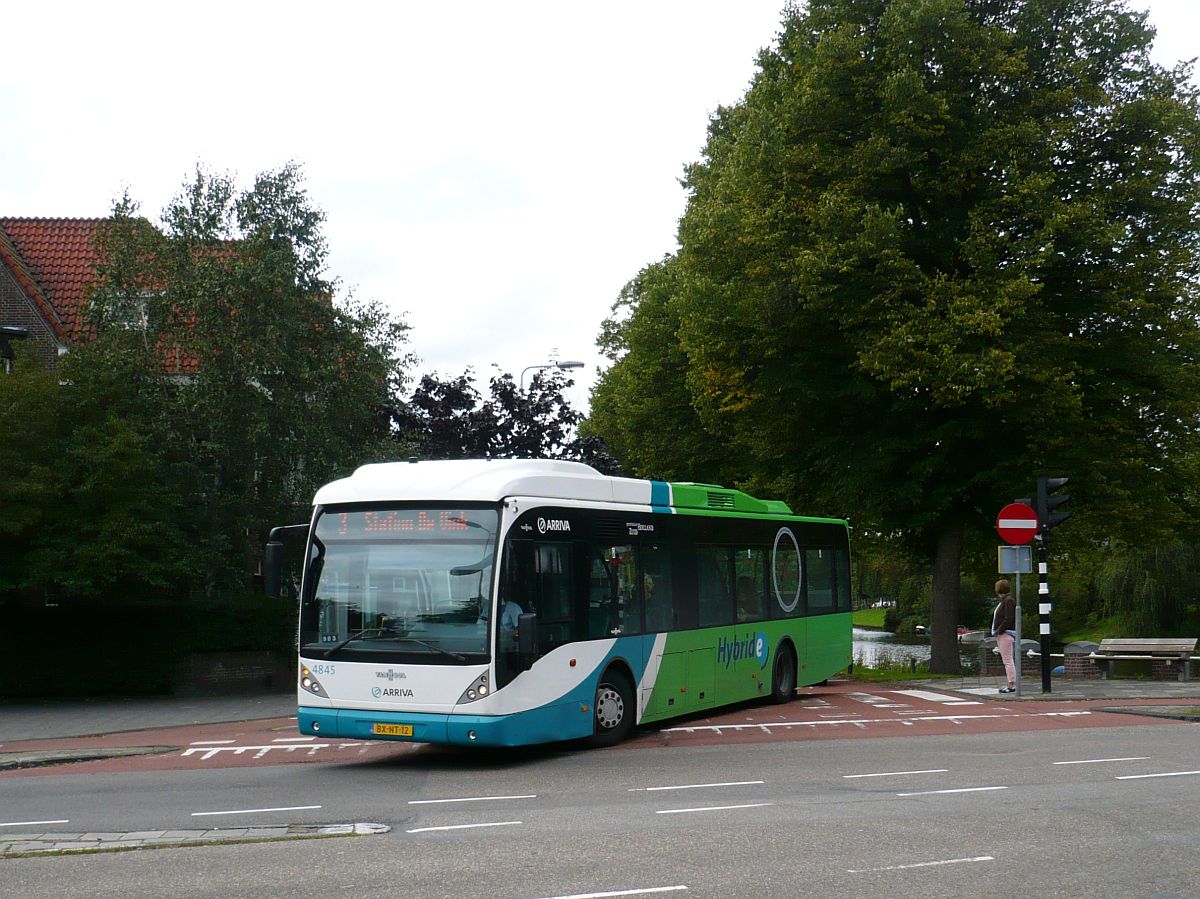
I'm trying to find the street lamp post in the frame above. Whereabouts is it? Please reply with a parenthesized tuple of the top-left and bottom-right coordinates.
(520, 359, 584, 391)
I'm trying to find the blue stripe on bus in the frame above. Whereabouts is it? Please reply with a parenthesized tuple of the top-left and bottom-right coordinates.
(650, 480, 672, 514)
(299, 703, 596, 747)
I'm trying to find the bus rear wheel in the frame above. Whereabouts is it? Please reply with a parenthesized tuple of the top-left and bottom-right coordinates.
(586, 669, 635, 747)
(770, 643, 796, 704)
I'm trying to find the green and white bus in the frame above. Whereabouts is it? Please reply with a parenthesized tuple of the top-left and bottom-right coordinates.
(269, 459, 851, 748)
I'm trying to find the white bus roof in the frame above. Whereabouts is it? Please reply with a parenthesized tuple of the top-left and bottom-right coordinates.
(312, 459, 655, 507)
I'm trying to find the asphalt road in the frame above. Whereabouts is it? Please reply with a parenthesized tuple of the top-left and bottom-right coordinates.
(2, 720, 1198, 898)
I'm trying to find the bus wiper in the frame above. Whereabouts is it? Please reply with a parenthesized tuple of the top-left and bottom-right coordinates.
(393, 638, 467, 662)
(320, 627, 390, 656)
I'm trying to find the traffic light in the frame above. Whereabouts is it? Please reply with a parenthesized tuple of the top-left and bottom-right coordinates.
(1036, 476, 1070, 530)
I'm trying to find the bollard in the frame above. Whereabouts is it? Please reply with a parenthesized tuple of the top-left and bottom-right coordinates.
(910, 657, 917, 674)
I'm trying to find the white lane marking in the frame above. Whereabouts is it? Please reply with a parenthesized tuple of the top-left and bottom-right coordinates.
(408, 794, 537, 805)
(1116, 770, 1200, 780)
(191, 805, 322, 817)
(180, 742, 369, 760)
(843, 769, 949, 779)
(189, 740, 236, 745)
(406, 820, 522, 833)
(849, 856, 994, 873)
(536, 887, 688, 899)
(892, 689, 982, 706)
(1054, 757, 1149, 766)
(656, 802, 774, 815)
(272, 737, 317, 743)
(628, 780, 764, 792)
(846, 692, 906, 707)
(1, 819, 70, 827)
(897, 787, 1007, 797)
(665, 710, 1091, 734)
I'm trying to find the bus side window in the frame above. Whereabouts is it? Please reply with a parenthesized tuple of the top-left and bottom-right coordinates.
(836, 547, 852, 612)
(772, 535, 804, 619)
(734, 547, 767, 622)
(641, 545, 673, 632)
(806, 548, 835, 614)
(588, 550, 618, 639)
(612, 546, 642, 637)
(500, 540, 573, 657)
(697, 546, 733, 627)
(535, 544, 572, 622)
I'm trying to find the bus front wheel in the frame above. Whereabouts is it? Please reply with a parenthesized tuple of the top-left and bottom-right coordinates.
(770, 644, 796, 704)
(586, 669, 635, 747)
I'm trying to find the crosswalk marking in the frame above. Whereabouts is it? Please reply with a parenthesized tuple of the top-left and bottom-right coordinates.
(845, 692, 906, 708)
(844, 690, 982, 708)
(890, 689, 983, 707)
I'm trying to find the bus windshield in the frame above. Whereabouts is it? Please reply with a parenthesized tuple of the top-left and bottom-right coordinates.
(299, 506, 498, 663)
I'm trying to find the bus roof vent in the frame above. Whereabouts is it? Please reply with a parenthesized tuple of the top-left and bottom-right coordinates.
(706, 491, 736, 509)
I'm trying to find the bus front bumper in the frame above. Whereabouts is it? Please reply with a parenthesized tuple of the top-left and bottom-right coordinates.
(298, 702, 592, 747)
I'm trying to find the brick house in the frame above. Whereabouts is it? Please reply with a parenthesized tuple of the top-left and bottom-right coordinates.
(0, 217, 104, 370)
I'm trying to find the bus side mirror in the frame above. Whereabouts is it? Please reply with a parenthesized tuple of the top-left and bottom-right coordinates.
(264, 541, 284, 598)
(517, 612, 538, 655)
(263, 524, 310, 598)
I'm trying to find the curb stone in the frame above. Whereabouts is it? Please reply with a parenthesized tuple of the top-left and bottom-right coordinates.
(0, 823, 390, 857)
(0, 746, 179, 771)
(1093, 705, 1200, 722)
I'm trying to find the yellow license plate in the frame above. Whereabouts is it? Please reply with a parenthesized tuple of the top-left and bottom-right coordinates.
(372, 723, 414, 737)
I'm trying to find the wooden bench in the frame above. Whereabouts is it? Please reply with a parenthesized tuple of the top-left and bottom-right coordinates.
(1088, 638, 1198, 682)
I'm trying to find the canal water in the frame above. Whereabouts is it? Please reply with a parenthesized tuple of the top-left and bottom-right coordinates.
(852, 627, 932, 668)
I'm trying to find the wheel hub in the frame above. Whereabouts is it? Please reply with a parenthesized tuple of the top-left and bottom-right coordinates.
(595, 686, 624, 729)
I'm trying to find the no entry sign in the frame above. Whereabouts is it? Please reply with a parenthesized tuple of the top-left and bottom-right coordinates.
(996, 503, 1039, 544)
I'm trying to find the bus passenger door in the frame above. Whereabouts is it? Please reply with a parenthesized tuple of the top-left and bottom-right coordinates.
(589, 546, 650, 716)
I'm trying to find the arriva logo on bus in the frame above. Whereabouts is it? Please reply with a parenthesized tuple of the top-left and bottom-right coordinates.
(537, 517, 571, 534)
(717, 631, 770, 670)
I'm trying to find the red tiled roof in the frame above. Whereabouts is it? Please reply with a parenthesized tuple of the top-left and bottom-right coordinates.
(0, 217, 104, 343)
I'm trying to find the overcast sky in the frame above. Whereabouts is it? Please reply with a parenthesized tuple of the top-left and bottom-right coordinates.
(2, 1, 1197, 412)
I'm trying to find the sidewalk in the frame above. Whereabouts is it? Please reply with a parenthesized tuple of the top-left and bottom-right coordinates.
(0, 691, 296, 743)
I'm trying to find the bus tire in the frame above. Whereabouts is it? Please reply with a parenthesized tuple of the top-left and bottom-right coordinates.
(586, 669, 635, 748)
(770, 643, 796, 704)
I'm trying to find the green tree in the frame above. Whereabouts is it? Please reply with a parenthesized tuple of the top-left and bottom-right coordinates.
(0, 341, 198, 602)
(88, 164, 413, 597)
(1097, 543, 1200, 634)
(400, 368, 618, 470)
(587, 259, 735, 484)
(592, 0, 1200, 671)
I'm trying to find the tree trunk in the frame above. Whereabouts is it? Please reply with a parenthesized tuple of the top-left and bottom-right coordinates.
(929, 519, 964, 674)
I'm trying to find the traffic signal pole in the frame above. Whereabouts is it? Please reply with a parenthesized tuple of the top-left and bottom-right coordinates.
(1036, 532, 1052, 692)
(1034, 476, 1070, 694)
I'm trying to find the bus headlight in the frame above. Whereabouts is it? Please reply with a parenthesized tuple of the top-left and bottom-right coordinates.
(457, 672, 489, 705)
(300, 667, 325, 696)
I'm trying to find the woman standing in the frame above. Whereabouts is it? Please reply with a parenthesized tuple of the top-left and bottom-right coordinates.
(991, 579, 1017, 693)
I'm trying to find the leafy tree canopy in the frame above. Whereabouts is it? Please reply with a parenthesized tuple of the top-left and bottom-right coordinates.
(0, 340, 199, 600)
(400, 368, 619, 473)
(591, 0, 1200, 669)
